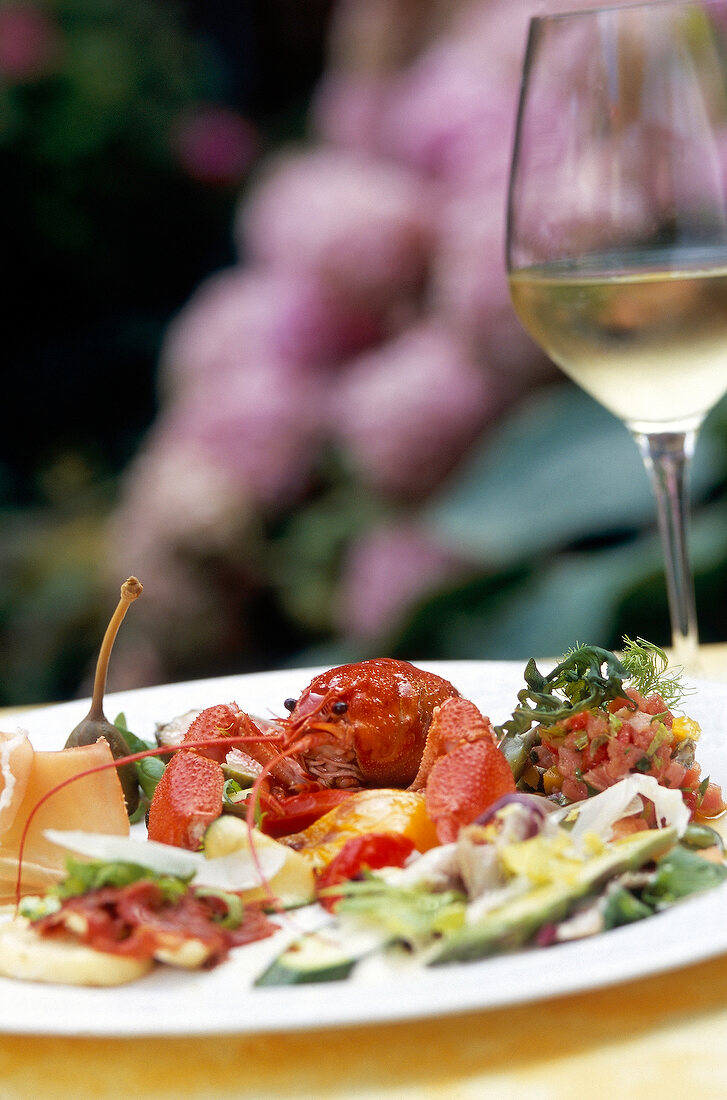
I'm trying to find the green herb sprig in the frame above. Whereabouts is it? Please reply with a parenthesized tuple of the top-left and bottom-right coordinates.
(619, 637, 688, 709)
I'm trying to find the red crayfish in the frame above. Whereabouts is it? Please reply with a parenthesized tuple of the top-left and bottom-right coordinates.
(146, 657, 516, 848)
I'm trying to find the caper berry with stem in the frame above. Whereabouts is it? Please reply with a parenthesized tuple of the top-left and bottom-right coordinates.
(65, 577, 143, 815)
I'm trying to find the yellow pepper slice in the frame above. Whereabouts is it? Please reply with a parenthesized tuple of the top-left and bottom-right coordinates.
(672, 715, 701, 742)
(281, 788, 439, 871)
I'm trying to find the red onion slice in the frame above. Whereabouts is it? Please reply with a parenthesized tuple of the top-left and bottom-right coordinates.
(475, 793, 551, 837)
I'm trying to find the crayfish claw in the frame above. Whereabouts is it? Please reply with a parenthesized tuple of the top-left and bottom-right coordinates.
(409, 698, 497, 791)
(406, 697, 516, 845)
(147, 750, 224, 850)
(424, 738, 517, 844)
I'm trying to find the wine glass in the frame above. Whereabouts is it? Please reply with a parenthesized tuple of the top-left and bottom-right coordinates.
(507, 0, 727, 673)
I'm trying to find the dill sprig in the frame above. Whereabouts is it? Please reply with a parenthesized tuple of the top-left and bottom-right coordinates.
(619, 636, 688, 709)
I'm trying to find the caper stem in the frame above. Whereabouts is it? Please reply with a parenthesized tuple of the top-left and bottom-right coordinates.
(87, 577, 143, 720)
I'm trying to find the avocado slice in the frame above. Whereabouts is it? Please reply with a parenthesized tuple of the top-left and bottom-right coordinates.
(428, 826, 677, 966)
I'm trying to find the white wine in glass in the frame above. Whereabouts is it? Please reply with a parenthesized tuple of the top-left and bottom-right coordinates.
(507, 0, 727, 671)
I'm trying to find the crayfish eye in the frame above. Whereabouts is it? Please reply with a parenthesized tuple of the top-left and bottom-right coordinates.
(283, 697, 297, 712)
(331, 700, 348, 716)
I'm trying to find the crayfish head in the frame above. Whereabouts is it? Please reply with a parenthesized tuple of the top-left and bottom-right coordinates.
(283, 689, 352, 747)
(281, 685, 362, 787)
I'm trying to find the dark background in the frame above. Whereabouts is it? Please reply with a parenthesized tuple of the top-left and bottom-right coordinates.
(3, 0, 334, 499)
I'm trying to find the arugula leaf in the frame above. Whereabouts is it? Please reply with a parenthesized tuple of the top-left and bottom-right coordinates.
(496, 644, 628, 742)
(113, 712, 153, 753)
(114, 711, 165, 811)
(50, 857, 191, 904)
(603, 886, 654, 928)
(496, 637, 690, 744)
(136, 755, 165, 800)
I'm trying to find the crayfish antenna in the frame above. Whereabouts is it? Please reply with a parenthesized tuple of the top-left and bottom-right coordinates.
(244, 733, 323, 911)
(245, 759, 287, 910)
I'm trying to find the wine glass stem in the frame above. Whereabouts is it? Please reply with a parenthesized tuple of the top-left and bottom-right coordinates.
(632, 428, 700, 671)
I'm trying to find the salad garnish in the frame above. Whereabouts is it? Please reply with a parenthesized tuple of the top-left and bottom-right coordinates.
(495, 643, 629, 743)
(496, 638, 687, 745)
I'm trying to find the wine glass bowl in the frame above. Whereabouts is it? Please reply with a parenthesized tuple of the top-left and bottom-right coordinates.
(506, 0, 727, 669)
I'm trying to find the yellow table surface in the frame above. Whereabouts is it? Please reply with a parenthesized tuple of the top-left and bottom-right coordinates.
(2, 646, 727, 1100)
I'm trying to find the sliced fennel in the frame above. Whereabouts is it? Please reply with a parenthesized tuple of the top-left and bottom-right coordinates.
(43, 829, 286, 890)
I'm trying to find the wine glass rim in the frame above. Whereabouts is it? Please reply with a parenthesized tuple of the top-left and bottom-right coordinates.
(531, 0, 726, 28)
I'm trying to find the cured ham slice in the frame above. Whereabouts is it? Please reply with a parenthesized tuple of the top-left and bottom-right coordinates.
(0, 737, 129, 901)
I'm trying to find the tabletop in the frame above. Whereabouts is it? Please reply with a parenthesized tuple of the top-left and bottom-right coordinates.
(1, 645, 727, 1100)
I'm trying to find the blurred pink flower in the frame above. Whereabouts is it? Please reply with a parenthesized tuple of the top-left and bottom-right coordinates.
(158, 357, 328, 510)
(112, 435, 249, 568)
(506, 17, 680, 269)
(447, 0, 532, 83)
(107, 436, 252, 686)
(160, 267, 380, 394)
(237, 148, 436, 306)
(429, 178, 548, 379)
(336, 523, 466, 640)
(0, 4, 62, 80)
(171, 104, 259, 185)
(377, 37, 518, 185)
(108, 0, 589, 685)
(452, 0, 641, 79)
(330, 322, 501, 498)
(312, 71, 392, 151)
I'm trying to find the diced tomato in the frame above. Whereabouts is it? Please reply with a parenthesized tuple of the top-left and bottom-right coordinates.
(315, 832, 415, 910)
(556, 745, 583, 781)
(535, 689, 717, 818)
(610, 815, 650, 837)
(670, 763, 725, 820)
(561, 776, 588, 801)
(695, 780, 726, 820)
(660, 760, 688, 790)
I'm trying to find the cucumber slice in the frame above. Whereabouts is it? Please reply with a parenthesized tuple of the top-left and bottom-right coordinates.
(255, 930, 361, 986)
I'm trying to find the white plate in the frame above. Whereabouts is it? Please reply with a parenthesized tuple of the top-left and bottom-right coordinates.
(2, 659, 727, 1037)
